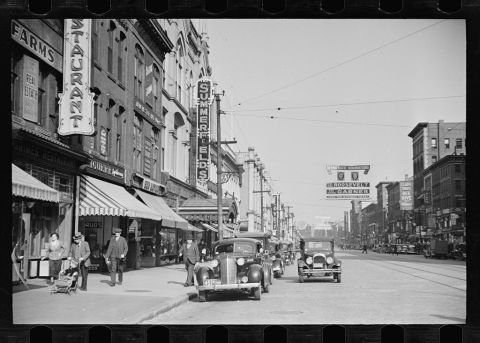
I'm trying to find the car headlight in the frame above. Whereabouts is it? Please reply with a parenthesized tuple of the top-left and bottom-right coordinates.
(306, 257, 313, 265)
(211, 259, 219, 268)
(241, 276, 248, 283)
(326, 257, 334, 264)
(271, 256, 276, 261)
(237, 257, 245, 266)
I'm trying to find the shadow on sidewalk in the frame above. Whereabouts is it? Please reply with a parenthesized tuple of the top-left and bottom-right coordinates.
(167, 281, 185, 286)
(13, 283, 49, 294)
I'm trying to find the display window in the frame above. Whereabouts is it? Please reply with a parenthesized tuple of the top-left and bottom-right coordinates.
(155, 228, 178, 265)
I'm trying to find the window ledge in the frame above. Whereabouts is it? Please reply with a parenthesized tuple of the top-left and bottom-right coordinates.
(94, 61, 102, 70)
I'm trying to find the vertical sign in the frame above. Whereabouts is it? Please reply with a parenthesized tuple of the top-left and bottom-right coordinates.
(196, 78, 214, 183)
(400, 179, 413, 210)
(21, 55, 39, 122)
(145, 51, 154, 105)
(144, 137, 152, 176)
(99, 127, 107, 156)
(272, 195, 277, 233)
(58, 19, 95, 136)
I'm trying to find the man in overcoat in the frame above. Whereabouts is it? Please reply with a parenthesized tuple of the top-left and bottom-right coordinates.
(68, 232, 91, 291)
(179, 234, 200, 287)
(105, 228, 128, 286)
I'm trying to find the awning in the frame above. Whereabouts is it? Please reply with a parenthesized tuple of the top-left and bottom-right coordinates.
(181, 224, 203, 233)
(79, 175, 162, 220)
(201, 222, 218, 233)
(178, 197, 238, 222)
(12, 164, 60, 202)
(134, 189, 188, 229)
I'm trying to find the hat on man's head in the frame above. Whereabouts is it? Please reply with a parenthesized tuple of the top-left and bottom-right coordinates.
(113, 228, 122, 234)
(73, 233, 83, 240)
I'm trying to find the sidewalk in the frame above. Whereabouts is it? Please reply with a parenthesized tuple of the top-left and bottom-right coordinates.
(12, 264, 198, 324)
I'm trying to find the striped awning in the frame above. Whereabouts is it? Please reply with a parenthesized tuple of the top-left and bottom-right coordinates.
(134, 189, 188, 229)
(79, 175, 162, 220)
(181, 224, 203, 233)
(200, 222, 218, 232)
(12, 164, 59, 202)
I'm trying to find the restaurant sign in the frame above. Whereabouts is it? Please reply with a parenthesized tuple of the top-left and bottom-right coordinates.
(58, 19, 95, 136)
(196, 78, 214, 184)
(325, 164, 371, 200)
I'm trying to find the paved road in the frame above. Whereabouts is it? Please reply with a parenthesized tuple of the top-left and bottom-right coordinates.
(143, 250, 466, 325)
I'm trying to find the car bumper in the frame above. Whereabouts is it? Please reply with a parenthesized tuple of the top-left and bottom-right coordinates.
(196, 282, 261, 291)
(299, 268, 341, 277)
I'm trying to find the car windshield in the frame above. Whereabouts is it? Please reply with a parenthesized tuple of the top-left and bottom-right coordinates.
(215, 242, 255, 254)
(305, 241, 332, 251)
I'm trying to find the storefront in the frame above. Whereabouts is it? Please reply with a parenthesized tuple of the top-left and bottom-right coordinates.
(77, 166, 163, 271)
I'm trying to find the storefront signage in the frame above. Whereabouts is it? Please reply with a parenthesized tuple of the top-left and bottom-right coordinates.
(272, 195, 278, 231)
(399, 180, 413, 210)
(21, 55, 39, 123)
(141, 176, 164, 195)
(11, 20, 63, 72)
(88, 158, 125, 182)
(135, 99, 162, 127)
(196, 78, 214, 184)
(58, 19, 95, 136)
(84, 221, 102, 229)
(100, 127, 108, 156)
(325, 164, 371, 200)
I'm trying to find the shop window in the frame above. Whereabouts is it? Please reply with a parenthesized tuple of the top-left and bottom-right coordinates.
(134, 45, 145, 101)
(455, 164, 461, 174)
(157, 228, 178, 264)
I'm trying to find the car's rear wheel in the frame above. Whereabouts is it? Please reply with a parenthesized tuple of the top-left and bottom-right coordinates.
(262, 278, 270, 293)
(336, 273, 342, 283)
(198, 290, 207, 302)
(299, 276, 304, 283)
(254, 287, 261, 300)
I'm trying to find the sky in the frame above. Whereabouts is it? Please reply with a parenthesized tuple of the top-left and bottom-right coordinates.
(201, 19, 466, 225)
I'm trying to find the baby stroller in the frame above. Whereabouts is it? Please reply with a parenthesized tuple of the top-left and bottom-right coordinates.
(51, 260, 79, 295)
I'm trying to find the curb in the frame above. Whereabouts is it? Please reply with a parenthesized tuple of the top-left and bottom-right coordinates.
(132, 292, 198, 324)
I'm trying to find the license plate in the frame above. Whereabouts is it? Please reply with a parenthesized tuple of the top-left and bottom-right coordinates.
(313, 263, 323, 268)
(204, 279, 221, 286)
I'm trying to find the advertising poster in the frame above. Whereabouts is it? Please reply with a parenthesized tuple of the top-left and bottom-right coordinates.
(325, 165, 371, 200)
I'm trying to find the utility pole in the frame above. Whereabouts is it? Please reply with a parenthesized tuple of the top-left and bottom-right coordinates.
(253, 164, 269, 232)
(216, 92, 223, 241)
(285, 206, 293, 240)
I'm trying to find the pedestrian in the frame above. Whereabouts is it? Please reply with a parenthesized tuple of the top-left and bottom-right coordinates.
(362, 243, 368, 254)
(41, 233, 66, 284)
(198, 239, 206, 262)
(178, 233, 200, 287)
(394, 244, 398, 256)
(67, 232, 91, 291)
(105, 228, 128, 287)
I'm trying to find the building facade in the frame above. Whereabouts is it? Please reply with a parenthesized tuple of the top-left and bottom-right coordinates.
(386, 176, 414, 244)
(375, 182, 392, 244)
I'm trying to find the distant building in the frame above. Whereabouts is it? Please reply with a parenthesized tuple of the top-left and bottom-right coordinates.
(360, 203, 377, 245)
(423, 154, 466, 243)
(408, 120, 466, 230)
(386, 175, 414, 244)
(375, 182, 393, 243)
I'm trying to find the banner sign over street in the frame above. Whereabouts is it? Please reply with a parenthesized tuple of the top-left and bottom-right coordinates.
(196, 78, 214, 183)
(58, 19, 95, 136)
(326, 164, 371, 200)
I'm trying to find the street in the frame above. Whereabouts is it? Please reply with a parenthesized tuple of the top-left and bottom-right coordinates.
(143, 250, 465, 325)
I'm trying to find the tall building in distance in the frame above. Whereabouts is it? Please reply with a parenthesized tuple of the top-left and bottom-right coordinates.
(407, 120, 466, 232)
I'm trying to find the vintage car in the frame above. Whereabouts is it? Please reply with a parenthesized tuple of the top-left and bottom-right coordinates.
(451, 243, 466, 261)
(195, 238, 270, 301)
(298, 238, 342, 283)
(233, 231, 274, 285)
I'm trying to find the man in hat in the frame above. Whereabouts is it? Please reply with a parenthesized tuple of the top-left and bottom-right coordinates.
(178, 233, 200, 287)
(105, 228, 128, 286)
(67, 232, 91, 291)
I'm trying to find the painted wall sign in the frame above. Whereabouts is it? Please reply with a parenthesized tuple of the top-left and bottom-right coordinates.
(58, 19, 95, 136)
(87, 158, 125, 182)
(135, 99, 162, 127)
(21, 55, 39, 123)
(11, 20, 63, 72)
(141, 176, 164, 195)
(144, 137, 152, 176)
(196, 78, 214, 184)
(325, 164, 372, 200)
(399, 180, 413, 210)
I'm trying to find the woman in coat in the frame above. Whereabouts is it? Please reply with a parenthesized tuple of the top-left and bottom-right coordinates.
(41, 233, 66, 284)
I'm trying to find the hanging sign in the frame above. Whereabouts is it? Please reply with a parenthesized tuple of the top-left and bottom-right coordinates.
(58, 19, 95, 136)
(196, 78, 214, 184)
(325, 164, 372, 200)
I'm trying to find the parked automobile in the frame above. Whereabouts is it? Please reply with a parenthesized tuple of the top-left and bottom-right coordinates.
(424, 239, 449, 259)
(195, 238, 269, 301)
(406, 244, 416, 254)
(451, 243, 466, 261)
(297, 237, 342, 283)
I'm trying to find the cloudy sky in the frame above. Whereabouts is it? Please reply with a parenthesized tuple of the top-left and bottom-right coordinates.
(202, 19, 466, 224)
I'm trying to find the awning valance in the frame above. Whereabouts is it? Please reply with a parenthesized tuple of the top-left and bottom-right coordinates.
(178, 197, 238, 222)
(79, 175, 162, 220)
(201, 222, 218, 233)
(180, 224, 203, 233)
(134, 189, 188, 229)
(12, 164, 60, 202)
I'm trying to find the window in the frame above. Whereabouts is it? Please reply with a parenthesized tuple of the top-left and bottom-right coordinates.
(152, 64, 161, 113)
(107, 21, 116, 74)
(133, 115, 143, 172)
(152, 128, 159, 179)
(455, 164, 461, 174)
(188, 71, 194, 109)
(118, 31, 126, 83)
(161, 109, 167, 171)
(455, 180, 462, 193)
(90, 103, 98, 150)
(134, 45, 145, 100)
(432, 155, 437, 164)
(455, 138, 462, 149)
(175, 41, 184, 103)
(161, 59, 166, 89)
(444, 138, 450, 149)
(92, 20, 99, 63)
(11, 51, 22, 115)
(115, 106, 124, 162)
(431, 137, 437, 148)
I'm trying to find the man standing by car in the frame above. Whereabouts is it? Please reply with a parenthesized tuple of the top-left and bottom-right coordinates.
(179, 234, 200, 287)
(68, 233, 91, 291)
(106, 228, 128, 286)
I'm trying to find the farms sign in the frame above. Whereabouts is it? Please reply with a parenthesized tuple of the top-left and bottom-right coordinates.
(58, 19, 95, 136)
(325, 165, 371, 200)
(196, 78, 214, 184)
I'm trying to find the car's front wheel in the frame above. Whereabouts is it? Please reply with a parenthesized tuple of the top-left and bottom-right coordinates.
(262, 278, 270, 293)
(299, 275, 304, 283)
(198, 290, 207, 302)
(254, 287, 261, 300)
(336, 273, 342, 283)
